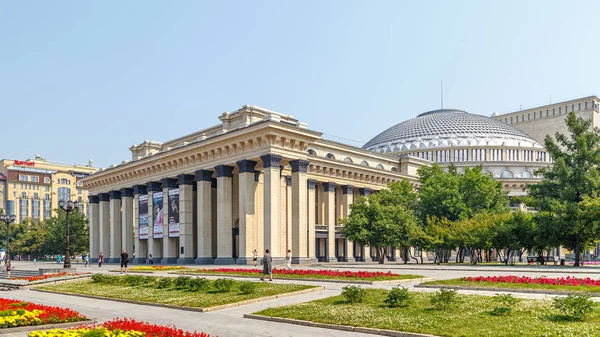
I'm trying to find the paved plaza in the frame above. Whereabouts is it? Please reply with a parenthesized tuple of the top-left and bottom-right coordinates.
(4, 261, 600, 336)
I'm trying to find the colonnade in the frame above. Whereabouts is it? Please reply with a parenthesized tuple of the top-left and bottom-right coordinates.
(88, 155, 378, 264)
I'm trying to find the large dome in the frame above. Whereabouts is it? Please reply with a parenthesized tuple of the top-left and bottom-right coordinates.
(363, 109, 542, 153)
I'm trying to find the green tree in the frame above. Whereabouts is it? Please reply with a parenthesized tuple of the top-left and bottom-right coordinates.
(413, 216, 456, 264)
(11, 219, 47, 259)
(528, 112, 600, 267)
(43, 208, 89, 256)
(341, 180, 419, 264)
(491, 211, 535, 264)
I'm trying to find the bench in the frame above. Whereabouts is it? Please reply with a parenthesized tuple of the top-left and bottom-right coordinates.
(526, 256, 557, 266)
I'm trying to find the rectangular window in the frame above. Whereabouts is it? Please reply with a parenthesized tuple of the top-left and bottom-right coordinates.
(586, 102, 588, 109)
(43, 200, 51, 219)
(32, 200, 40, 220)
(521, 114, 524, 122)
(510, 117, 513, 124)
(579, 103, 581, 111)
(572, 104, 574, 112)
(528, 113, 530, 121)
(20, 199, 28, 218)
(19, 175, 27, 181)
(45, 186, 50, 191)
(30, 176, 39, 182)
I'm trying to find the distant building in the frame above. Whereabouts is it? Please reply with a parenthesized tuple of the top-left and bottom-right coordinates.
(0, 155, 99, 223)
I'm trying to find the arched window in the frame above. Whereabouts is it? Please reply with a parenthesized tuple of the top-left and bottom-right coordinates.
(500, 170, 514, 178)
(326, 153, 336, 160)
(44, 194, 50, 200)
(361, 161, 369, 167)
(483, 170, 494, 177)
(376, 164, 384, 170)
(522, 171, 533, 178)
(33, 193, 39, 199)
(307, 149, 316, 156)
(343, 157, 353, 163)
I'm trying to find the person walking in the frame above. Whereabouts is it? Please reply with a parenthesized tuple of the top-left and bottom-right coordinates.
(83, 254, 89, 267)
(98, 252, 104, 268)
(261, 249, 273, 281)
(286, 249, 292, 270)
(252, 249, 258, 267)
(120, 249, 129, 274)
(148, 253, 154, 265)
(5, 260, 11, 279)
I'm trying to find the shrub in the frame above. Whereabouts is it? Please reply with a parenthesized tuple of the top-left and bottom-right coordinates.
(553, 294, 595, 320)
(213, 278, 235, 292)
(384, 287, 412, 308)
(173, 276, 192, 289)
(187, 278, 210, 292)
(91, 274, 118, 284)
(122, 275, 152, 286)
(489, 294, 518, 316)
(430, 288, 458, 310)
(155, 277, 173, 289)
(341, 285, 366, 304)
(239, 281, 257, 294)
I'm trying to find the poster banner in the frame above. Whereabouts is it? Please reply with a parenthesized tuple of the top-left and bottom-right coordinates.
(168, 189, 180, 238)
(152, 192, 164, 239)
(138, 195, 149, 240)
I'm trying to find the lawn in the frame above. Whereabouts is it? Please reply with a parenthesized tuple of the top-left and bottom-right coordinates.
(254, 289, 600, 337)
(423, 276, 600, 293)
(177, 268, 423, 282)
(38, 274, 315, 309)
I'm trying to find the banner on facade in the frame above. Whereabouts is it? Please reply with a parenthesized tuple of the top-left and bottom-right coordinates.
(138, 195, 149, 240)
(168, 189, 180, 238)
(152, 192, 164, 239)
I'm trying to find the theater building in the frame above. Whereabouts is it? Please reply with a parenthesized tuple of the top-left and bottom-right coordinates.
(83, 106, 428, 264)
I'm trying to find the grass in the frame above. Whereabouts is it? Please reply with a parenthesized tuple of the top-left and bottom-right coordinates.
(423, 278, 600, 294)
(177, 268, 423, 282)
(38, 278, 315, 309)
(255, 289, 600, 337)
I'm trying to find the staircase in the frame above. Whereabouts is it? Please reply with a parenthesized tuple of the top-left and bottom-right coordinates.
(0, 269, 38, 279)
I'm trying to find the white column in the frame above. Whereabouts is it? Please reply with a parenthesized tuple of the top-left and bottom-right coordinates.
(195, 170, 214, 264)
(120, 188, 134, 260)
(290, 160, 309, 264)
(108, 191, 122, 263)
(324, 182, 337, 262)
(307, 180, 317, 262)
(261, 154, 282, 262)
(88, 196, 100, 262)
(177, 174, 195, 264)
(341, 185, 355, 262)
(215, 165, 234, 264)
(147, 182, 162, 261)
(237, 160, 257, 265)
(161, 178, 178, 264)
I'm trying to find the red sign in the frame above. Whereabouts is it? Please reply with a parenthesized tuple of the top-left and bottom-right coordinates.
(13, 160, 35, 167)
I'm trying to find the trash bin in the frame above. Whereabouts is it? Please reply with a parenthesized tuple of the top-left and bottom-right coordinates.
(560, 258, 565, 266)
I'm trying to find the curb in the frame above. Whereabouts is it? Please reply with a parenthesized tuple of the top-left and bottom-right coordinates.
(0, 319, 96, 333)
(313, 264, 600, 274)
(414, 284, 600, 297)
(32, 286, 324, 313)
(108, 270, 155, 274)
(0, 275, 92, 289)
(244, 314, 438, 337)
(170, 272, 431, 285)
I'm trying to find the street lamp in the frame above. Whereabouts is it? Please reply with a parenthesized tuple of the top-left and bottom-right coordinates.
(0, 214, 16, 262)
(58, 199, 79, 269)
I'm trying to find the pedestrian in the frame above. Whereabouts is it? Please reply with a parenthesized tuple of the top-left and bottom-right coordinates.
(286, 249, 292, 270)
(261, 249, 273, 281)
(252, 249, 258, 267)
(57, 255, 61, 264)
(76, 255, 80, 264)
(120, 249, 129, 274)
(98, 252, 104, 268)
(148, 253, 154, 265)
(5, 260, 11, 279)
(83, 254, 89, 267)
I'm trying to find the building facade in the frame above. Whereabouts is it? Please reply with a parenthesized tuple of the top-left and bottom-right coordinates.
(0, 156, 99, 223)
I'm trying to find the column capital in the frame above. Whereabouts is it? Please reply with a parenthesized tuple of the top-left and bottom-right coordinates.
(323, 182, 337, 192)
(195, 170, 213, 182)
(237, 160, 257, 173)
(341, 185, 354, 194)
(307, 179, 317, 189)
(88, 195, 99, 204)
(260, 154, 283, 168)
(120, 188, 134, 198)
(98, 193, 110, 202)
(146, 181, 162, 192)
(290, 159, 309, 173)
(108, 190, 122, 200)
(358, 187, 372, 196)
(160, 178, 177, 189)
(177, 174, 195, 186)
(285, 176, 292, 186)
(133, 185, 147, 195)
(215, 165, 234, 178)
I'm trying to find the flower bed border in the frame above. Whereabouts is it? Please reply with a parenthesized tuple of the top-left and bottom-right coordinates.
(0, 319, 96, 334)
(244, 314, 437, 337)
(414, 284, 600, 297)
(108, 270, 154, 274)
(32, 286, 324, 312)
(0, 274, 92, 288)
(171, 272, 432, 285)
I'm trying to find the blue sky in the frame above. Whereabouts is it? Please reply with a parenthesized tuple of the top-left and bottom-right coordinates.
(1, 1, 599, 168)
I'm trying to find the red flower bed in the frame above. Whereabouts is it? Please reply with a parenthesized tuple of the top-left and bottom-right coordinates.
(201, 268, 400, 279)
(14, 272, 91, 282)
(102, 318, 210, 337)
(462, 275, 600, 287)
(0, 298, 86, 324)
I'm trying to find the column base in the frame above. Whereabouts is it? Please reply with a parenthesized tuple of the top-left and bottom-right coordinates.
(271, 257, 284, 265)
(106, 258, 119, 264)
(131, 258, 146, 264)
(194, 257, 215, 264)
(236, 258, 250, 265)
(326, 257, 338, 263)
(90, 258, 99, 263)
(291, 257, 312, 264)
(307, 258, 319, 264)
(158, 257, 178, 264)
(345, 257, 356, 262)
(214, 257, 236, 265)
(177, 258, 195, 265)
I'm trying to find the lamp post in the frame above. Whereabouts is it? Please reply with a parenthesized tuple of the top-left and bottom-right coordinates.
(0, 214, 16, 262)
(58, 199, 79, 269)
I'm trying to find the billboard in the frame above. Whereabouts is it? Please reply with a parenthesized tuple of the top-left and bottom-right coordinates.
(152, 192, 164, 239)
(138, 195, 149, 240)
(168, 189, 180, 238)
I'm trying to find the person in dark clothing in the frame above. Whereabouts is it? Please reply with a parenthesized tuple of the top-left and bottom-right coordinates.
(98, 252, 104, 268)
(149, 253, 154, 265)
(120, 249, 129, 274)
(261, 249, 273, 281)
